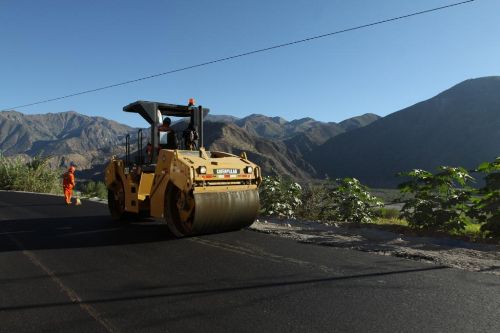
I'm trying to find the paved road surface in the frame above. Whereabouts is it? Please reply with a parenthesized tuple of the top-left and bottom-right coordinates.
(1, 191, 499, 332)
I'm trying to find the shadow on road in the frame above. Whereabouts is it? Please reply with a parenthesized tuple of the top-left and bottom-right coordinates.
(0, 203, 68, 208)
(0, 215, 177, 252)
(0, 265, 448, 312)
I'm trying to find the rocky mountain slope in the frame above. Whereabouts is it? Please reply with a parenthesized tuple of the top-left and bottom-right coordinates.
(0, 111, 136, 169)
(310, 76, 500, 187)
(202, 113, 380, 179)
(208, 113, 379, 144)
(0, 109, 379, 181)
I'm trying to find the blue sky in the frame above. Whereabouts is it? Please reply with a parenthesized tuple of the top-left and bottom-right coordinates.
(1, 0, 498, 128)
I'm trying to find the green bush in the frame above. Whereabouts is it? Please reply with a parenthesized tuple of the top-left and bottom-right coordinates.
(0, 153, 62, 194)
(320, 178, 383, 224)
(81, 181, 107, 200)
(471, 158, 500, 237)
(259, 175, 302, 219)
(296, 178, 383, 224)
(398, 167, 474, 231)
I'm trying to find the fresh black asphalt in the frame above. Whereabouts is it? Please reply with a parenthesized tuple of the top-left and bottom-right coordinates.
(1, 191, 499, 332)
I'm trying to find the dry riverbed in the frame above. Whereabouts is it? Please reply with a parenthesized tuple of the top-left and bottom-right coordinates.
(249, 217, 500, 276)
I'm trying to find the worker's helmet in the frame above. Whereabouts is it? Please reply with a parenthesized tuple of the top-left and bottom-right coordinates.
(69, 166, 76, 173)
(163, 117, 171, 125)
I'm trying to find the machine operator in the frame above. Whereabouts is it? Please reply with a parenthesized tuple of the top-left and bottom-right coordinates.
(158, 117, 178, 150)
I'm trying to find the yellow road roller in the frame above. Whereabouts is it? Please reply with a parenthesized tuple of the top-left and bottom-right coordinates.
(104, 100, 262, 236)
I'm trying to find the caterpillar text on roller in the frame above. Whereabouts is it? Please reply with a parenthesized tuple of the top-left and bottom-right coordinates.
(104, 99, 262, 237)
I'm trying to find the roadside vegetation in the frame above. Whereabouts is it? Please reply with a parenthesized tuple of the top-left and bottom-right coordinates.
(259, 175, 302, 219)
(80, 181, 107, 200)
(0, 152, 107, 200)
(0, 153, 62, 194)
(259, 157, 500, 241)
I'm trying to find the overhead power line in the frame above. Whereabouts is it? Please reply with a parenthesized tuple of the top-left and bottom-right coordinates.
(2, 0, 475, 111)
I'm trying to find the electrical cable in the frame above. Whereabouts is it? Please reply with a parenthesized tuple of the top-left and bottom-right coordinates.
(2, 0, 475, 111)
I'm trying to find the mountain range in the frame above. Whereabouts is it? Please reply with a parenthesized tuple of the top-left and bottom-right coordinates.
(309, 76, 500, 187)
(1, 76, 499, 187)
(0, 106, 379, 180)
(0, 111, 136, 170)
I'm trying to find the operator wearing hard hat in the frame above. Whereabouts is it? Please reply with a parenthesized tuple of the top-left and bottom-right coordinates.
(62, 165, 76, 205)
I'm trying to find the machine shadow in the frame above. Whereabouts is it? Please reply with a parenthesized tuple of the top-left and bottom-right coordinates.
(0, 215, 178, 252)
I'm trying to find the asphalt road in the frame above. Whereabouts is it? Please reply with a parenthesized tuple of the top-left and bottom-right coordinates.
(1, 191, 499, 333)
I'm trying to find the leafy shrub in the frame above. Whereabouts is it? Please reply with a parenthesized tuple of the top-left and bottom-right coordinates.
(0, 153, 62, 194)
(471, 158, 500, 237)
(259, 175, 302, 219)
(398, 167, 474, 231)
(295, 178, 383, 224)
(81, 181, 107, 200)
(320, 178, 383, 224)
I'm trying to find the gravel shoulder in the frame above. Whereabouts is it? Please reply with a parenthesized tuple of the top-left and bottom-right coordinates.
(249, 217, 500, 276)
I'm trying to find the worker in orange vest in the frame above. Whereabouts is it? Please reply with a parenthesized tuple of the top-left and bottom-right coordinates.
(62, 165, 76, 205)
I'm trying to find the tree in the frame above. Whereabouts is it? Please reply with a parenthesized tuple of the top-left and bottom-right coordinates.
(398, 167, 474, 231)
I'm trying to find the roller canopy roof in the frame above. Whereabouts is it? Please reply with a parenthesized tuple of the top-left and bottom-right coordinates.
(123, 100, 210, 125)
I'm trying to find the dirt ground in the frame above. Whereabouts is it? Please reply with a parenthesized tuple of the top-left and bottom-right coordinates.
(249, 217, 500, 276)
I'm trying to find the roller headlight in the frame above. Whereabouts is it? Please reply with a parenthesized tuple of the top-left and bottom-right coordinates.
(244, 166, 253, 174)
(198, 166, 207, 174)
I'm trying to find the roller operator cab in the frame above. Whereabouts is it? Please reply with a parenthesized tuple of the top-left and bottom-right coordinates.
(104, 100, 262, 237)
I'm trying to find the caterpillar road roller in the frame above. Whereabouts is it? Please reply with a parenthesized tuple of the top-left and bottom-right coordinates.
(104, 99, 262, 237)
